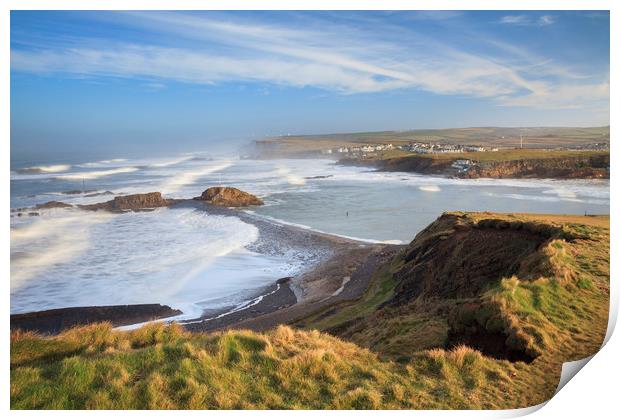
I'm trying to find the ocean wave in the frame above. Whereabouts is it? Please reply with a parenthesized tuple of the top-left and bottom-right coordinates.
(156, 161, 233, 194)
(276, 165, 306, 186)
(10, 207, 261, 313)
(148, 156, 194, 168)
(10, 210, 115, 290)
(419, 185, 441, 192)
(78, 158, 128, 168)
(15, 164, 71, 174)
(54, 166, 139, 180)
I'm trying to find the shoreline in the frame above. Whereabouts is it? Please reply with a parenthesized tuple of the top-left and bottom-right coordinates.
(10, 200, 398, 334)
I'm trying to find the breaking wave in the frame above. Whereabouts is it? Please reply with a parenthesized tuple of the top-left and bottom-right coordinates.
(54, 167, 140, 180)
(15, 164, 71, 174)
(10, 207, 261, 313)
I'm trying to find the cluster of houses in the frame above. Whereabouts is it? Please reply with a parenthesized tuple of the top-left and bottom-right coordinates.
(397, 142, 496, 154)
(320, 143, 397, 155)
(321, 142, 497, 157)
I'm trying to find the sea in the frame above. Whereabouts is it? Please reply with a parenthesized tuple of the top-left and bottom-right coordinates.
(10, 153, 610, 317)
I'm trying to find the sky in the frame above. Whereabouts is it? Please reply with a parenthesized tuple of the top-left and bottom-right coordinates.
(10, 10, 610, 162)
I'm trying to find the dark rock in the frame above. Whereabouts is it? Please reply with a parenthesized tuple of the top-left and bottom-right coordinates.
(304, 175, 333, 180)
(84, 190, 114, 197)
(35, 201, 73, 209)
(194, 186, 263, 207)
(276, 277, 293, 285)
(10, 304, 183, 335)
(79, 192, 176, 212)
(62, 189, 96, 195)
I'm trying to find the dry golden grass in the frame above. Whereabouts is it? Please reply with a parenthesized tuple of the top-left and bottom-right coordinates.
(11, 322, 530, 409)
(11, 213, 609, 409)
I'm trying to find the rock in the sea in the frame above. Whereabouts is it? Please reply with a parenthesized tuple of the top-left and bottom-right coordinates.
(10, 304, 183, 335)
(35, 200, 73, 209)
(80, 192, 176, 212)
(194, 187, 264, 207)
(84, 190, 114, 197)
(111, 192, 172, 210)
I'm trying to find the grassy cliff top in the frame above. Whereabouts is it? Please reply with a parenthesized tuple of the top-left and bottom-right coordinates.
(363, 148, 609, 163)
(11, 212, 610, 410)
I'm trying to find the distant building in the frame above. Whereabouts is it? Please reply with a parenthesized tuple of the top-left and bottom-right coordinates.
(451, 159, 475, 172)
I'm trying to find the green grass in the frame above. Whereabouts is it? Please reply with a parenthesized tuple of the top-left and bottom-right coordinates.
(261, 126, 609, 154)
(12, 324, 520, 409)
(364, 148, 609, 163)
(299, 255, 403, 332)
(11, 212, 609, 409)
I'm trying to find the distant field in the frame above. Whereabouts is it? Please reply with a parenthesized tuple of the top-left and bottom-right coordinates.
(257, 126, 609, 155)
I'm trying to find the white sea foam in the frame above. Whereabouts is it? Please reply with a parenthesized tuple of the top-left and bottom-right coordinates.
(419, 185, 441, 192)
(78, 158, 128, 167)
(100, 158, 127, 164)
(155, 160, 233, 195)
(15, 164, 71, 174)
(10, 207, 267, 314)
(148, 156, 194, 167)
(276, 165, 306, 186)
(10, 210, 115, 290)
(54, 166, 140, 180)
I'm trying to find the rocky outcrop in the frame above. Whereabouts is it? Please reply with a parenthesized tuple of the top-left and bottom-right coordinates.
(194, 187, 263, 207)
(388, 213, 560, 305)
(463, 157, 609, 179)
(79, 192, 176, 212)
(34, 201, 73, 209)
(339, 153, 610, 179)
(10, 304, 182, 335)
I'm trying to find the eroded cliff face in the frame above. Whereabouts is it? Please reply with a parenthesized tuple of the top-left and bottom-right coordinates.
(314, 211, 605, 363)
(384, 213, 583, 361)
(389, 215, 552, 304)
(463, 156, 609, 179)
(339, 153, 609, 179)
(340, 156, 453, 174)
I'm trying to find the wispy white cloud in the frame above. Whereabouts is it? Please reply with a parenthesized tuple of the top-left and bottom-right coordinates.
(538, 15, 556, 26)
(500, 15, 530, 25)
(10, 11, 608, 111)
(500, 14, 556, 26)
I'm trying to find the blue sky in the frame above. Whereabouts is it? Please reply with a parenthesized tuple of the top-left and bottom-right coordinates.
(10, 11, 610, 161)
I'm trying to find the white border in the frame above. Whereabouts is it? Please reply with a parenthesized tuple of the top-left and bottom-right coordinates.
(2, 1, 617, 419)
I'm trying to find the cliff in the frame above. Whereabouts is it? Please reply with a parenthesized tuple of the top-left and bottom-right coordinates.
(463, 155, 609, 178)
(299, 212, 609, 402)
(339, 151, 610, 179)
